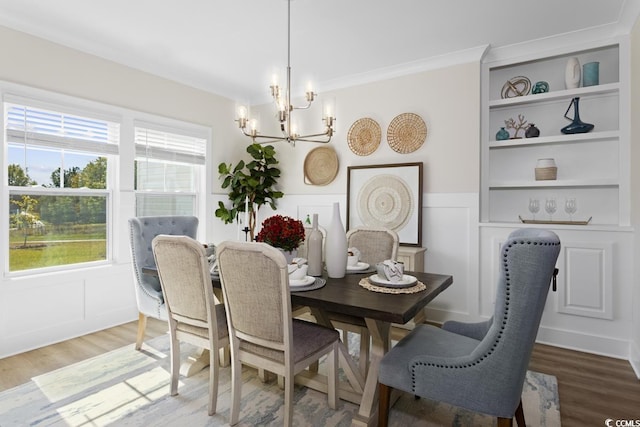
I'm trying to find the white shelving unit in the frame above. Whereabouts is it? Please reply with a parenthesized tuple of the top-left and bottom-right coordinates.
(481, 41, 629, 227)
(478, 38, 635, 345)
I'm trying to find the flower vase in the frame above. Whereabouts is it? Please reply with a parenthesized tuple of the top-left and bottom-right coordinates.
(278, 248, 297, 264)
(560, 97, 594, 134)
(307, 214, 323, 276)
(325, 202, 347, 278)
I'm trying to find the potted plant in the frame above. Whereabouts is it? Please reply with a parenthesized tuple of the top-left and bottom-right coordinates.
(215, 143, 283, 240)
(255, 215, 306, 260)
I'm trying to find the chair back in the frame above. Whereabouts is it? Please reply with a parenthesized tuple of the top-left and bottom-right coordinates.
(152, 235, 219, 333)
(413, 228, 561, 413)
(128, 216, 198, 318)
(346, 226, 399, 265)
(216, 241, 292, 357)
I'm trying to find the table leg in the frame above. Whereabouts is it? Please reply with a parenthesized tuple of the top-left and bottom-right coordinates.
(179, 347, 230, 378)
(351, 318, 390, 427)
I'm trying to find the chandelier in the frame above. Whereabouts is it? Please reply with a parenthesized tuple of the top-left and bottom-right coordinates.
(235, 0, 335, 146)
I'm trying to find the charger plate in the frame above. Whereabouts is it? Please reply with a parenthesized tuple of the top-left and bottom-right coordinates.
(359, 277, 426, 294)
(290, 277, 326, 292)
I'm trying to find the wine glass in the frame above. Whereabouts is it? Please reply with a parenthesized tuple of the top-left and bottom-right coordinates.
(545, 198, 557, 221)
(528, 198, 540, 220)
(565, 197, 577, 222)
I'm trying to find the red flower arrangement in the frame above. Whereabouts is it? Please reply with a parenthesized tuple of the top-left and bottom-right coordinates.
(256, 215, 306, 252)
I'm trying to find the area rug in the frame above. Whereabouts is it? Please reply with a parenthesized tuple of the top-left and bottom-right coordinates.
(0, 334, 560, 426)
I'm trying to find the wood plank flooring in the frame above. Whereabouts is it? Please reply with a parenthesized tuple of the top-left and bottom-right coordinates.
(1, 318, 638, 426)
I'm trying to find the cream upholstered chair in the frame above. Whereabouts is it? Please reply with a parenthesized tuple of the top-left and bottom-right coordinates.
(128, 215, 199, 350)
(329, 226, 399, 375)
(345, 226, 399, 266)
(216, 241, 339, 427)
(152, 235, 229, 416)
(378, 228, 561, 427)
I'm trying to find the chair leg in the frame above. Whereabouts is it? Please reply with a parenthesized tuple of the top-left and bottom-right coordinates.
(284, 370, 294, 427)
(497, 417, 513, 427)
(514, 399, 525, 427)
(135, 312, 147, 350)
(230, 358, 242, 426)
(378, 383, 392, 427)
(169, 333, 180, 396)
(208, 342, 220, 415)
(327, 342, 338, 409)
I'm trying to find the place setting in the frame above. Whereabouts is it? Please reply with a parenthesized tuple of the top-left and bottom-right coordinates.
(345, 247, 375, 274)
(360, 260, 426, 294)
(288, 257, 326, 291)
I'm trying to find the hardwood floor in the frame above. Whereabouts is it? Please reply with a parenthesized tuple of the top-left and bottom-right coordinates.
(1, 318, 638, 426)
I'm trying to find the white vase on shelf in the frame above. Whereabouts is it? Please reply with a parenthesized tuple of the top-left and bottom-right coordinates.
(565, 57, 581, 89)
(325, 202, 347, 278)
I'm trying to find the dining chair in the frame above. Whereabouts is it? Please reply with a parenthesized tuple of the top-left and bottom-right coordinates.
(330, 226, 399, 376)
(128, 215, 199, 350)
(152, 235, 229, 416)
(378, 228, 561, 427)
(216, 240, 339, 427)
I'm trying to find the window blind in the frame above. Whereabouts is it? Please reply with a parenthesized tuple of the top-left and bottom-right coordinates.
(135, 126, 206, 165)
(5, 103, 119, 155)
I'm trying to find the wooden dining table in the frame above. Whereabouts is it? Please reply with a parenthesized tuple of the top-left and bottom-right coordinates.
(143, 265, 452, 426)
(290, 270, 452, 427)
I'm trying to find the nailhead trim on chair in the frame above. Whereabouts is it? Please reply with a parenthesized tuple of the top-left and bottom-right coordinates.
(410, 239, 560, 391)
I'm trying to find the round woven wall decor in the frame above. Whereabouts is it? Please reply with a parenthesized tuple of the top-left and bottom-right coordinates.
(357, 174, 413, 231)
(386, 113, 427, 154)
(303, 146, 339, 186)
(347, 118, 381, 156)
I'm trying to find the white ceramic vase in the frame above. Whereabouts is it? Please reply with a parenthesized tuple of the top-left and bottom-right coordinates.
(565, 57, 581, 89)
(325, 202, 347, 278)
(307, 214, 323, 276)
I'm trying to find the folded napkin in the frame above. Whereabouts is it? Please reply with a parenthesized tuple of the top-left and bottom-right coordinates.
(377, 260, 404, 282)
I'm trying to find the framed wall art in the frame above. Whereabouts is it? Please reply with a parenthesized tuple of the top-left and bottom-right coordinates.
(347, 162, 423, 246)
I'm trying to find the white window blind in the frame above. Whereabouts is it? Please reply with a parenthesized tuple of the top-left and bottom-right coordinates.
(5, 103, 119, 155)
(135, 126, 206, 165)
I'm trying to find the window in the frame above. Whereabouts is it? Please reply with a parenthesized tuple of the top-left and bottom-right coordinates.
(134, 124, 206, 216)
(5, 100, 118, 272)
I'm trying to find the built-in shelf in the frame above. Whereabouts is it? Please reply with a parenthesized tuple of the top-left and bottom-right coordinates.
(488, 82, 620, 109)
(489, 130, 619, 148)
(489, 178, 618, 189)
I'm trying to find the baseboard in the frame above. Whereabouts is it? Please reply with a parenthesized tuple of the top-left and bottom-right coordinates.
(536, 325, 630, 360)
(629, 341, 640, 379)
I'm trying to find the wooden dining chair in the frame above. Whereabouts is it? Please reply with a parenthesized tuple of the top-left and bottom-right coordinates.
(378, 228, 561, 426)
(152, 235, 229, 416)
(329, 226, 399, 375)
(216, 240, 339, 427)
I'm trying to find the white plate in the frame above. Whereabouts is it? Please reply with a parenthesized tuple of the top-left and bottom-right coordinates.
(290, 276, 316, 287)
(346, 262, 370, 271)
(368, 274, 417, 288)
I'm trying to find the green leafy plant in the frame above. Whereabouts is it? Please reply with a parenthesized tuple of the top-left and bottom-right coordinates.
(215, 143, 283, 240)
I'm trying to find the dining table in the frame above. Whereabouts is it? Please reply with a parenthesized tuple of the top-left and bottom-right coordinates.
(143, 265, 453, 426)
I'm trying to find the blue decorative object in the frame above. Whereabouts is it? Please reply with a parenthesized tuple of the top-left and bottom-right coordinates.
(561, 97, 594, 134)
(532, 81, 549, 94)
(496, 127, 510, 141)
(582, 62, 599, 87)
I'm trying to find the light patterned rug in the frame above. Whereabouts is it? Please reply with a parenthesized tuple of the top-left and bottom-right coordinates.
(0, 334, 560, 426)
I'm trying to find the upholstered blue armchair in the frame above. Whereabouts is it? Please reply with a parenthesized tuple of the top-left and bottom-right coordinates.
(378, 228, 560, 427)
(128, 216, 199, 350)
